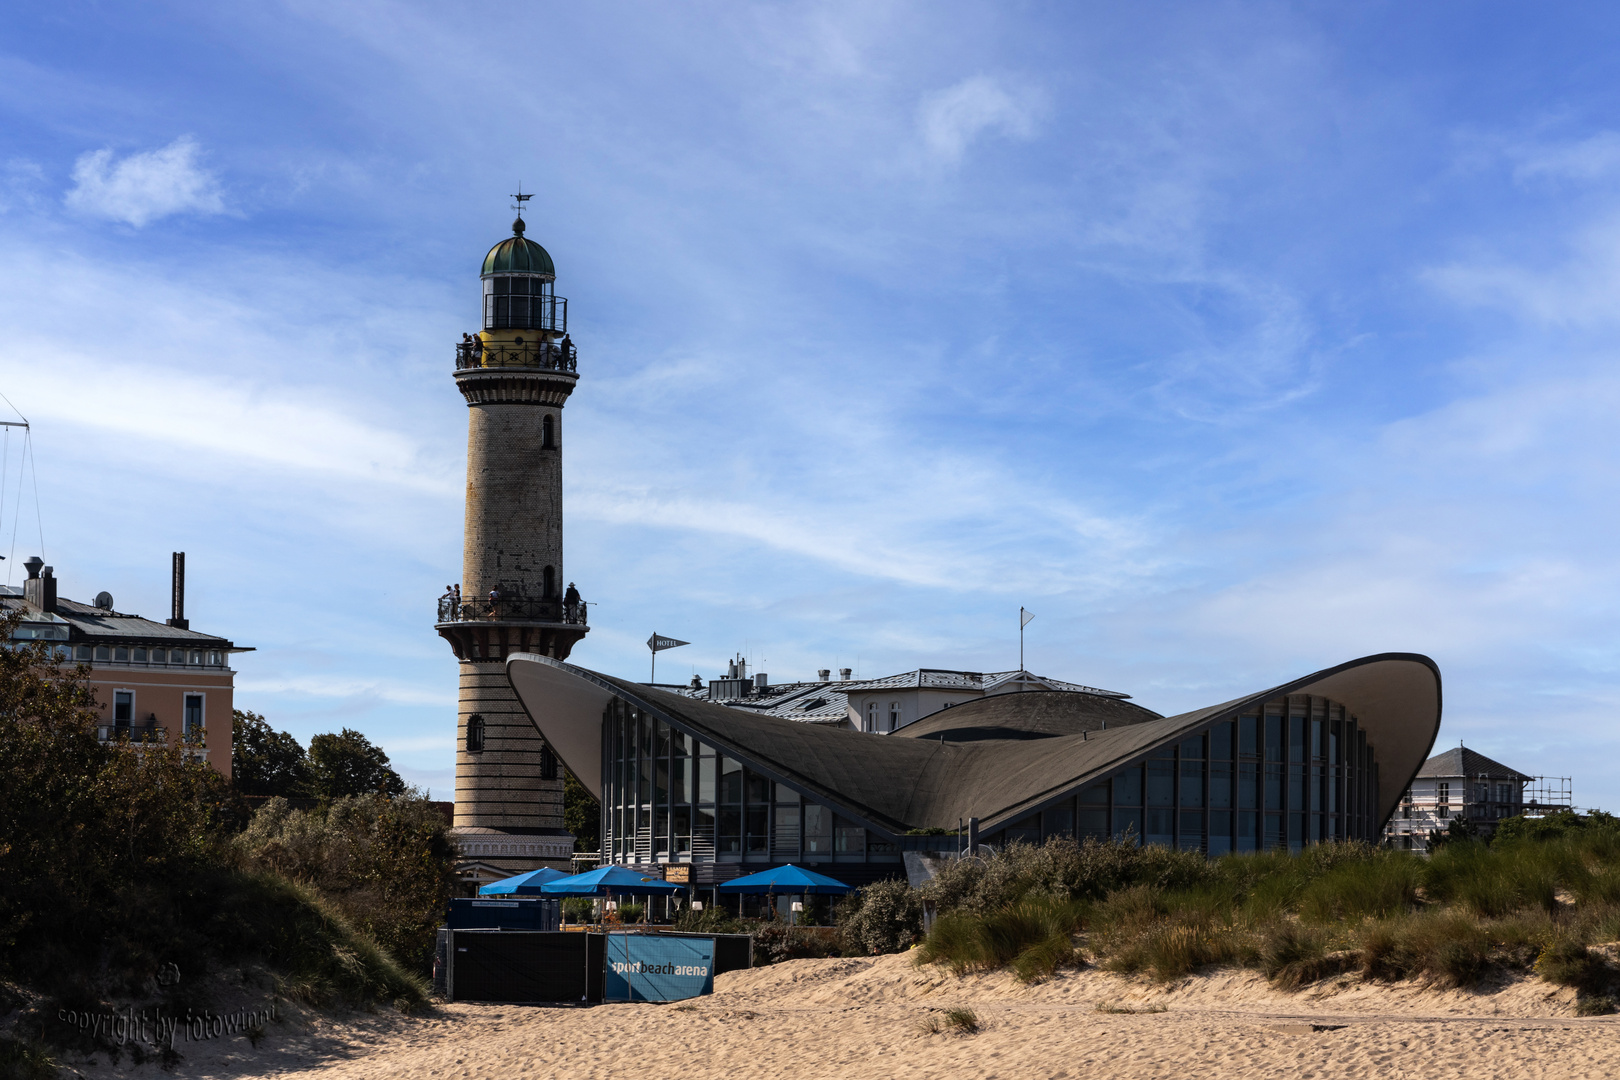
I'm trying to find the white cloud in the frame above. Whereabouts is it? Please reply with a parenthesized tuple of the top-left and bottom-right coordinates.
(1510, 131, 1620, 184)
(1424, 213, 1620, 327)
(918, 75, 1039, 162)
(235, 674, 453, 708)
(0, 354, 454, 493)
(65, 137, 225, 226)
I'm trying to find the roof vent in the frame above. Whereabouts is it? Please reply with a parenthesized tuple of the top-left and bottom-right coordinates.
(818, 669, 831, 682)
(754, 673, 768, 691)
(838, 667, 852, 681)
(94, 592, 114, 610)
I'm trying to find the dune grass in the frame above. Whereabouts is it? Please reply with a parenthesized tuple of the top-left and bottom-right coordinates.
(915, 833, 1620, 1003)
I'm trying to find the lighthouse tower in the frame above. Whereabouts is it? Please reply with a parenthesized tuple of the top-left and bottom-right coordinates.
(436, 204, 588, 881)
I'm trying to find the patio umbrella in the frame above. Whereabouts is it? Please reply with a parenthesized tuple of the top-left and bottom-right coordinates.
(715, 864, 854, 895)
(539, 864, 685, 897)
(478, 867, 571, 896)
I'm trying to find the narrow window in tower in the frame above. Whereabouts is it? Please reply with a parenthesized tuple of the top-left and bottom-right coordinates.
(542, 414, 555, 449)
(544, 566, 556, 599)
(541, 746, 559, 781)
(466, 714, 485, 754)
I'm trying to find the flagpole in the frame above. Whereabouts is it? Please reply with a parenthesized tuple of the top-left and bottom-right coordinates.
(1020, 607, 1025, 672)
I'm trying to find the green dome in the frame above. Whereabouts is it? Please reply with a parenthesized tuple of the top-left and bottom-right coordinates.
(482, 218, 555, 278)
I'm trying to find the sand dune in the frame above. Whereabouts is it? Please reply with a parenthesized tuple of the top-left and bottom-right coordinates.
(74, 952, 1620, 1079)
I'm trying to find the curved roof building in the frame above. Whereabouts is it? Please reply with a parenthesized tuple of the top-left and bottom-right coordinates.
(507, 652, 1441, 885)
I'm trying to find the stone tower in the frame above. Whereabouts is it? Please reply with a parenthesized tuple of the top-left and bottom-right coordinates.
(436, 210, 588, 882)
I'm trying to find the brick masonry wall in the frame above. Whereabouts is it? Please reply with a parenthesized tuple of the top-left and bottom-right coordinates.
(461, 401, 563, 602)
(455, 659, 564, 831)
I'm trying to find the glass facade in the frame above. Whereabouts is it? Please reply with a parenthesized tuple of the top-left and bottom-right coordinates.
(599, 693, 1385, 870)
(980, 695, 1381, 853)
(601, 699, 902, 868)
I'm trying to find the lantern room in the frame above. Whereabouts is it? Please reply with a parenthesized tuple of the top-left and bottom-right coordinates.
(481, 217, 567, 333)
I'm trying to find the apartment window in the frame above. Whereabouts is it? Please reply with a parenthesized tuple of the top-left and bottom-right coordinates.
(75, 645, 91, 661)
(170, 649, 184, 663)
(133, 648, 147, 662)
(189, 650, 202, 665)
(208, 651, 222, 665)
(183, 694, 204, 735)
(887, 703, 900, 732)
(466, 714, 485, 753)
(114, 647, 129, 662)
(114, 690, 133, 724)
(866, 703, 878, 732)
(1437, 782, 1450, 812)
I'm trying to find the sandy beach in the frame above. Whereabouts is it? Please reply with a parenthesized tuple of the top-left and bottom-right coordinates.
(68, 951, 1620, 1080)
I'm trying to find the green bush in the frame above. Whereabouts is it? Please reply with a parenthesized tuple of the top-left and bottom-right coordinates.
(563, 897, 595, 924)
(0, 611, 435, 1063)
(917, 895, 1085, 982)
(233, 793, 457, 972)
(839, 879, 924, 955)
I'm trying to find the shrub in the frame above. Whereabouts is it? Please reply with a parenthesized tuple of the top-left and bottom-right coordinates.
(839, 879, 924, 955)
(917, 895, 1084, 982)
(1536, 940, 1616, 996)
(1298, 854, 1420, 924)
(1260, 923, 1345, 990)
(753, 925, 842, 965)
(616, 903, 646, 923)
(563, 897, 595, 924)
(234, 793, 457, 972)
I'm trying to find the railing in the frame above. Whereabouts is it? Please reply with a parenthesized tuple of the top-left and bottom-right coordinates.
(97, 722, 165, 743)
(436, 593, 588, 625)
(455, 337, 577, 372)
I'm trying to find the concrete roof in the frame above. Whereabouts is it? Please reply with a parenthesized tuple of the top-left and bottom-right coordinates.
(895, 690, 1162, 743)
(507, 652, 1443, 836)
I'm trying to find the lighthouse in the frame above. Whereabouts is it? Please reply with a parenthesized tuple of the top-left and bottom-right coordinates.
(436, 203, 588, 882)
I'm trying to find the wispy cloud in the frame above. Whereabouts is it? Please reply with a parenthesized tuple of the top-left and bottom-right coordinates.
(0, 354, 453, 492)
(918, 76, 1040, 162)
(65, 137, 224, 226)
(1509, 131, 1620, 184)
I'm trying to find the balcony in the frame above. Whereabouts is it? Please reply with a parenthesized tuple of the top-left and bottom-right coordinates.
(456, 337, 577, 373)
(484, 292, 567, 333)
(98, 721, 165, 743)
(437, 593, 588, 626)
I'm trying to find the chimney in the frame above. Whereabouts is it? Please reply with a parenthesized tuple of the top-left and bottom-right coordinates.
(22, 556, 55, 613)
(754, 672, 768, 692)
(167, 552, 189, 630)
(838, 667, 851, 681)
(817, 669, 830, 682)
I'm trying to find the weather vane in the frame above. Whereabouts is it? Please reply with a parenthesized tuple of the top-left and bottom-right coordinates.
(511, 184, 532, 221)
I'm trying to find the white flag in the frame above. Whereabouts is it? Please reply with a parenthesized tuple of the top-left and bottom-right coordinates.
(1020, 607, 1035, 628)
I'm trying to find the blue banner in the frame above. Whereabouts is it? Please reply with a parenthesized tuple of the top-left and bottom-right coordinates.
(603, 934, 714, 1002)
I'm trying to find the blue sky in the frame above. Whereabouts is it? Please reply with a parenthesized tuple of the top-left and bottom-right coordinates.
(3, 2, 1620, 807)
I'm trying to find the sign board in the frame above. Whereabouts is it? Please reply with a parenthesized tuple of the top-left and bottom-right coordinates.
(648, 634, 690, 653)
(664, 865, 691, 884)
(604, 934, 714, 1002)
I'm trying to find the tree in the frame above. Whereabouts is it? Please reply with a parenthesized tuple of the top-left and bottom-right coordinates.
(306, 727, 406, 798)
(231, 709, 311, 796)
(563, 768, 599, 853)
